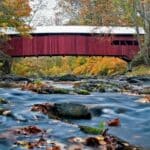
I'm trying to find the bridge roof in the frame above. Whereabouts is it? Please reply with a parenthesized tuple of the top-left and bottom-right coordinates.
(2, 26, 145, 35)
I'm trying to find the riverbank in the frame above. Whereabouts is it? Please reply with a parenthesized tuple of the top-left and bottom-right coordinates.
(127, 65, 150, 77)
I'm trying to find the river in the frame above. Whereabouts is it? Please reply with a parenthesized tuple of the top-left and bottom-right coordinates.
(0, 81, 150, 150)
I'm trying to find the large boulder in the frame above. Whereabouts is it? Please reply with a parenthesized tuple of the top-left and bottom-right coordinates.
(31, 102, 92, 120)
(54, 103, 91, 119)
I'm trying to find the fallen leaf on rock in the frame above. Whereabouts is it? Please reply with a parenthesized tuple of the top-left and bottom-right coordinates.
(67, 144, 83, 150)
(16, 138, 46, 149)
(22, 82, 48, 91)
(137, 95, 150, 103)
(69, 137, 85, 144)
(107, 118, 120, 126)
(13, 125, 43, 135)
(95, 135, 105, 141)
(68, 135, 140, 150)
(52, 145, 61, 150)
(31, 103, 54, 114)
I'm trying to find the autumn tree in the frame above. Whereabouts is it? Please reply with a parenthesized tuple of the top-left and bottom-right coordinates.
(56, 0, 150, 65)
(0, 0, 31, 34)
(55, 0, 130, 26)
(0, 0, 31, 74)
(114, 0, 149, 65)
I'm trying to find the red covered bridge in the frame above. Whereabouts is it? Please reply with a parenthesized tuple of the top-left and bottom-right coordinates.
(5, 26, 145, 61)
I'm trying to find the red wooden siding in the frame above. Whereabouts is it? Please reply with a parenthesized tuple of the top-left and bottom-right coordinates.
(6, 34, 140, 61)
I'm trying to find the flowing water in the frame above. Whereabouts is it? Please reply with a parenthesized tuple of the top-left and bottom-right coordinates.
(0, 82, 150, 150)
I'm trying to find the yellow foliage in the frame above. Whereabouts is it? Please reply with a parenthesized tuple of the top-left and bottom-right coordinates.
(12, 56, 127, 77)
(73, 57, 127, 76)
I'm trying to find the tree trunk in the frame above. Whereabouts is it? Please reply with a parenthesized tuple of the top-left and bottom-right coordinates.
(1, 58, 13, 74)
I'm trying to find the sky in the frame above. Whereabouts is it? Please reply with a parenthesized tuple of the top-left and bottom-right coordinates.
(30, 0, 57, 26)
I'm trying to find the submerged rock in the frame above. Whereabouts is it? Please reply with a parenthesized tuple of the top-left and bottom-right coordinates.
(89, 107, 103, 117)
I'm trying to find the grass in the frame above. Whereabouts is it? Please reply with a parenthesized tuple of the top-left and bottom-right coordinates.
(127, 65, 150, 76)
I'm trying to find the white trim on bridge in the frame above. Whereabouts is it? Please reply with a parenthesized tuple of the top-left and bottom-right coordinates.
(1, 26, 145, 35)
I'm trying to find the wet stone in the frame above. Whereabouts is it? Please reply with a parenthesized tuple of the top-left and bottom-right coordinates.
(54, 103, 92, 119)
(0, 98, 8, 104)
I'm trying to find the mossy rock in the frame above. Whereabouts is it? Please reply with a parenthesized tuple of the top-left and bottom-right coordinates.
(35, 87, 70, 94)
(140, 88, 150, 94)
(79, 125, 104, 135)
(0, 98, 8, 104)
(75, 89, 90, 95)
(57, 74, 78, 81)
(53, 88, 70, 94)
(98, 85, 105, 93)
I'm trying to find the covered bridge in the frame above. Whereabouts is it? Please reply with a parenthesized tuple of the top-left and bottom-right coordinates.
(4, 26, 145, 61)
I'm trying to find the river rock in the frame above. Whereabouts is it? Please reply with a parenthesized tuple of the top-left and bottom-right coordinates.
(54, 103, 91, 119)
(31, 103, 92, 120)
(37, 87, 70, 94)
(23, 83, 70, 94)
(56, 74, 79, 81)
(0, 75, 32, 82)
(0, 108, 13, 116)
(0, 82, 21, 88)
(89, 107, 103, 117)
(126, 77, 143, 85)
(0, 98, 8, 104)
(74, 89, 90, 95)
(139, 87, 150, 95)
